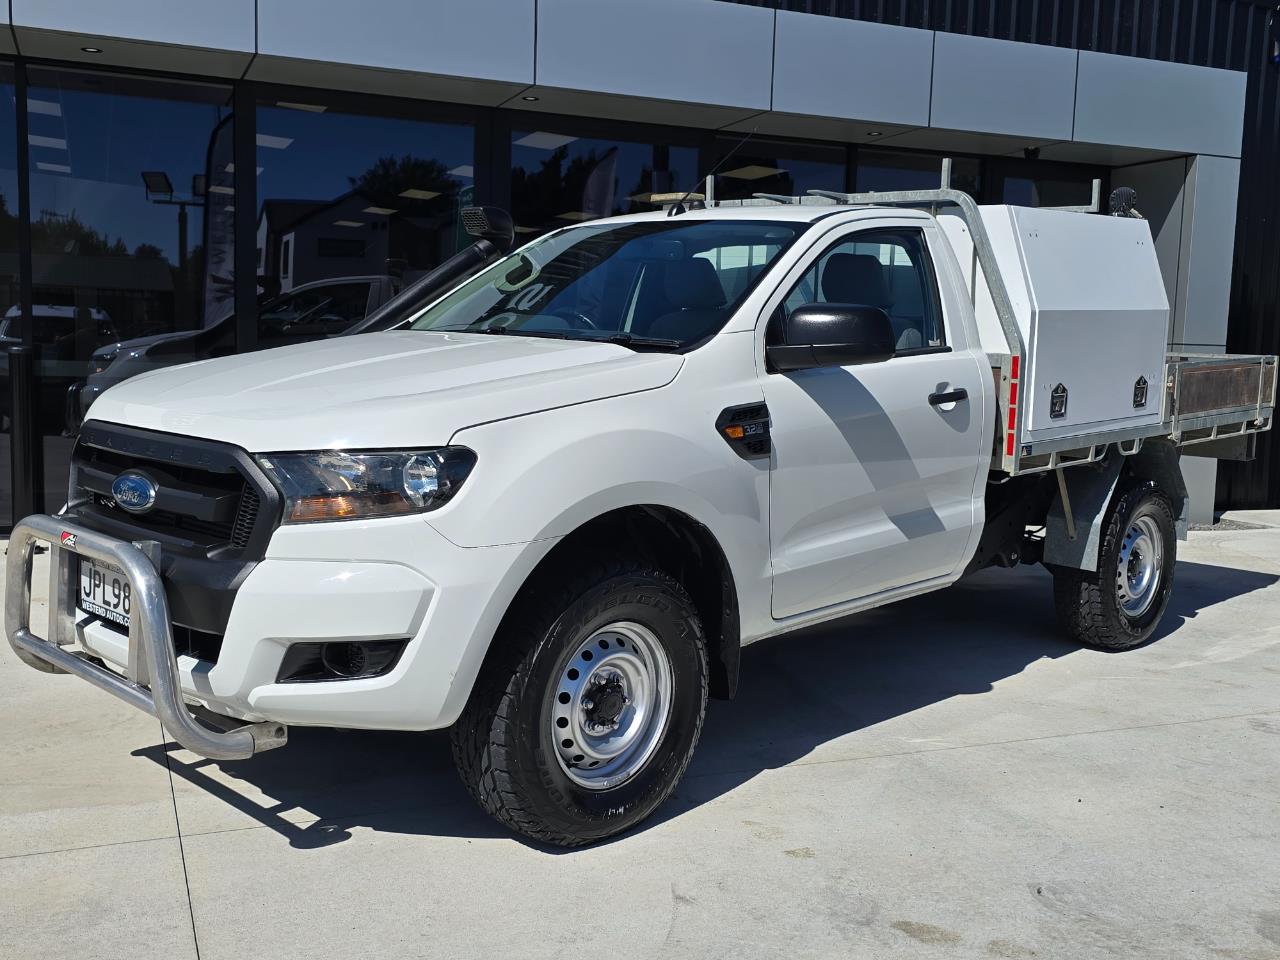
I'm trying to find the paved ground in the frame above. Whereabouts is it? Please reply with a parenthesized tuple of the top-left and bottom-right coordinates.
(2, 522, 1279, 960)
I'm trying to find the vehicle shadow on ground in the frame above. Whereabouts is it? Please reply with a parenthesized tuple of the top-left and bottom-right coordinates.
(133, 558, 1277, 852)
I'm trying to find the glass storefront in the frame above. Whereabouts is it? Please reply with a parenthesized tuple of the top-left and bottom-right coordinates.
(989, 158, 1103, 207)
(856, 148, 982, 199)
(710, 137, 847, 203)
(0, 64, 17, 528)
(255, 96, 475, 347)
(0, 59, 1108, 527)
(25, 67, 233, 510)
(510, 125, 698, 238)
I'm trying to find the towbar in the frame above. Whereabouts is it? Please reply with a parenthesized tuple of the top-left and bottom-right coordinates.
(5, 514, 286, 760)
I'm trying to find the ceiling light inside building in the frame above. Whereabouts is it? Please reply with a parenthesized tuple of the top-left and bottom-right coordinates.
(256, 133, 294, 150)
(208, 185, 235, 196)
(333, 220, 364, 227)
(27, 99, 62, 117)
(398, 188, 440, 200)
(276, 101, 327, 112)
(362, 206, 397, 215)
(448, 165, 475, 178)
(80, 46, 102, 53)
(522, 95, 539, 102)
(513, 132, 578, 151)
(28, 134, 68, 150)
(720, 165, 786, 180)
(36, 162, 71, 174)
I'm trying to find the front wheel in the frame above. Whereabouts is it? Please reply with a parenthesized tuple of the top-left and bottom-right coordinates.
(452, 560, 708, 847)
(1052, 481, 1177, 650)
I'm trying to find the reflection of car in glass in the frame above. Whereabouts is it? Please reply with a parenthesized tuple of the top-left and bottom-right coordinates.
(0, 305, 119, 432)
(66, 275, 401, 431)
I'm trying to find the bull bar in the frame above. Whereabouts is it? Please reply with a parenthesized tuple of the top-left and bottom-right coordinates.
(5, 514, 287, 760)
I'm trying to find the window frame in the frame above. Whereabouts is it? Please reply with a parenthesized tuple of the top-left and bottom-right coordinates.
(771, 224, 950, 358)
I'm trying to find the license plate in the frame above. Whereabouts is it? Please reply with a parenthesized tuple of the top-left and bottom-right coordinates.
(78, 558, 132, 628)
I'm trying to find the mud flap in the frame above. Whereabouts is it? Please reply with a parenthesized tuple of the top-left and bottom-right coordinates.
(1044, 441, 1188, 572)
(1044, 454, 1122, 572)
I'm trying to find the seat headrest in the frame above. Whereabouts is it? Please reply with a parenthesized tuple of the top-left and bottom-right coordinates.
(821, 253, 893, 308)
(664, 258, 726, 310)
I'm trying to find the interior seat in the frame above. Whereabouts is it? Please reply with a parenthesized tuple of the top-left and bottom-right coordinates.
(820, 252, 923, 350)
(643, 258, 728, 342)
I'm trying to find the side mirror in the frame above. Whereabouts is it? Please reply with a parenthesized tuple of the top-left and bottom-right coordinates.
(461, 206, 515, 254)
(767, 303, 895, 372)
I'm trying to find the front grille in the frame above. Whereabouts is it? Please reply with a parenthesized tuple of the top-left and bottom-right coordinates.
(231, 486, 259, 550)
(68, 422, 282, 660)
(89, 492, 236, 545)
(71, 422, 279, 561)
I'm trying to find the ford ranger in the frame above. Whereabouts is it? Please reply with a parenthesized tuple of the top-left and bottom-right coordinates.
(7, 176, 1276, 846)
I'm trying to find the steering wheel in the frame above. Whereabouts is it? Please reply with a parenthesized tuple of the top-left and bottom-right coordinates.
(547, 307, 598, 330)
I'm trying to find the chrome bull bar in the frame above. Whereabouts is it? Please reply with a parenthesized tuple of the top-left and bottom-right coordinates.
(5, 514, 287, 760)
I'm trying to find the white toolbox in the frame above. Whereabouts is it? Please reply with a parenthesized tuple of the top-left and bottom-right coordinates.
(940, 204, 1169, 445)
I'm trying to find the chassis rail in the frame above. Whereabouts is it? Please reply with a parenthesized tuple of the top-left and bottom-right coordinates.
(5, 514, 287, 760)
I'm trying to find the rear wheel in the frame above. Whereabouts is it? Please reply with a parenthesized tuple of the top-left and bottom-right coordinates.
(452, 560, 708, 847)
(1052, 481, 1176, 650)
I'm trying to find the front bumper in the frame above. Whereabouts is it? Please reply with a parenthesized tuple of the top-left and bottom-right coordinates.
(7, 512, 551, 751)
(5, 515, 287, 759)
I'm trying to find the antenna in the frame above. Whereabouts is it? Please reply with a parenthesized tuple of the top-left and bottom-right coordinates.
(668, 128, 757, 217)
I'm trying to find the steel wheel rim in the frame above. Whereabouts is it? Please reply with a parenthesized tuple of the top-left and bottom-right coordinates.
(1116, 514, 1164, 618)
(550, 621, 674, 790)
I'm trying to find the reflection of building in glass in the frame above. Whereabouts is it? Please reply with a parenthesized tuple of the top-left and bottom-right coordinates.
(257, 185, 463, 295)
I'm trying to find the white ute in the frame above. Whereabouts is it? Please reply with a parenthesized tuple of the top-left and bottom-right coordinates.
(7, 168, 1277, 846)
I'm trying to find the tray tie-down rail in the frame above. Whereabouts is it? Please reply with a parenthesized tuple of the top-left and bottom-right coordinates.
(5, 514, 287, 760)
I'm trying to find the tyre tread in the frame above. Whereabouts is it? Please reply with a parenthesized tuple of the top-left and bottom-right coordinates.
(1052, 481, 1175, 651)
(451, 557, 706, 847)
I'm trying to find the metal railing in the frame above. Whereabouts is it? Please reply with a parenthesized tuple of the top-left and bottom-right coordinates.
(5, 514, 287, 760)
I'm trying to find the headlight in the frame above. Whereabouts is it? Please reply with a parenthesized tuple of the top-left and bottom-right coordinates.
(257, 448, 477, 523)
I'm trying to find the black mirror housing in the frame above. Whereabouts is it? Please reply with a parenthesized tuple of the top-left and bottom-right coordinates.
(767, 303, 895, 372)
(460, 206, 515, 254)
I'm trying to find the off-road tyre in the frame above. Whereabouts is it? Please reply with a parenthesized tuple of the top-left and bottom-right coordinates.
(1052, 481, 1176, 651)
(451, 559, 708, 847)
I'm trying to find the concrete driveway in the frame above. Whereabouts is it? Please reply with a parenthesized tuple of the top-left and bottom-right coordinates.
(3, 519, 1279, 960)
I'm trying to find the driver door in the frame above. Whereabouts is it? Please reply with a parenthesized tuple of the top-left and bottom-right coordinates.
(761, 220, 988, 619)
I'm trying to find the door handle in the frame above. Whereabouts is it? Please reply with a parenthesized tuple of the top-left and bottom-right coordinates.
(929, 388, 968, 406)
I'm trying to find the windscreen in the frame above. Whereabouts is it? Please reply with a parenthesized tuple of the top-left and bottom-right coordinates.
(407, 219, 803, 349)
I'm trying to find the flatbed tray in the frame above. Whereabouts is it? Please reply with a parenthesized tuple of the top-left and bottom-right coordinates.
(1006, 353, 1277, 474)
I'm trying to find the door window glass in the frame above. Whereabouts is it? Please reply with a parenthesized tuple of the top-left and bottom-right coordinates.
(780, 230, 944, 352)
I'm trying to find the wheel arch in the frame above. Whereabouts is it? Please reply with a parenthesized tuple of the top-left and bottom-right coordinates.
(490, 505, 742, 701)
(1044, 440, 1187, 572)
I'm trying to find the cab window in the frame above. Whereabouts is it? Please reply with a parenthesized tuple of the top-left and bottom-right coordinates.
(779, 229, 944, 353)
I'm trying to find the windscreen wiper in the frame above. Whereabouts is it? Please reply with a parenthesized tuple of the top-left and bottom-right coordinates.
(443, 324, 570, 340)
(596, 332, 683, 352)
